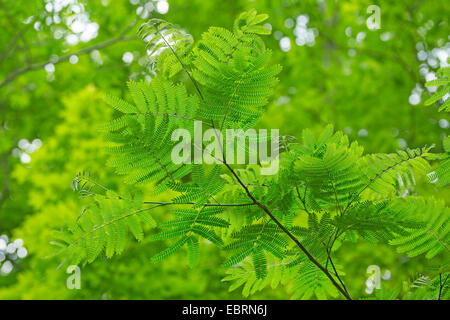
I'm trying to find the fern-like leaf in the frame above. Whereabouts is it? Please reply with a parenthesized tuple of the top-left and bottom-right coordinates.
(138, 18, 194, 78)
(290, 261, 342, 300)
(169, 164, 225, 206)
(192, 9, 281, 128)
(102, 79, 198, 193)
(389, 197, 449, 259)
(150, 206, 229, 266)
(53, 192, 155, 265)
(424, 66, 450, 111)
(223, 222, 288, 279)
(221, 259, 294, 297)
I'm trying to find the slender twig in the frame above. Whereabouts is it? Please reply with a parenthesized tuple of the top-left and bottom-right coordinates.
(325, 229, 338, 269)
(326, 247, 350, 297)
(296, 184, 341, 279)
(132, 112, 213, 127)
(438, 273, 449, 300)
(0, 20, 137, 88)
(143, 200, 256, 207)
(295, 185, 311, 214)
(75, 172, 257, 208)
(0, 17, 35, 64)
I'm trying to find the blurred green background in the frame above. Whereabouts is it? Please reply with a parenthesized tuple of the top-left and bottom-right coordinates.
(0, 0, 449, 299)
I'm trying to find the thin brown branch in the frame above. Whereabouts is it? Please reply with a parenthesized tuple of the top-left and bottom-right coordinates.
(223, 159, 352, 300)
(438, 273, 449, 300)
(326, 246, 350, 297)
(0, 20, 137, 88)
(0, 17, 35, 64)
(142, 200, 256, 207)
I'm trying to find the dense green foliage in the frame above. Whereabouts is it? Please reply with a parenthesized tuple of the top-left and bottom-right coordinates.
(0, 0, 449, 300)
